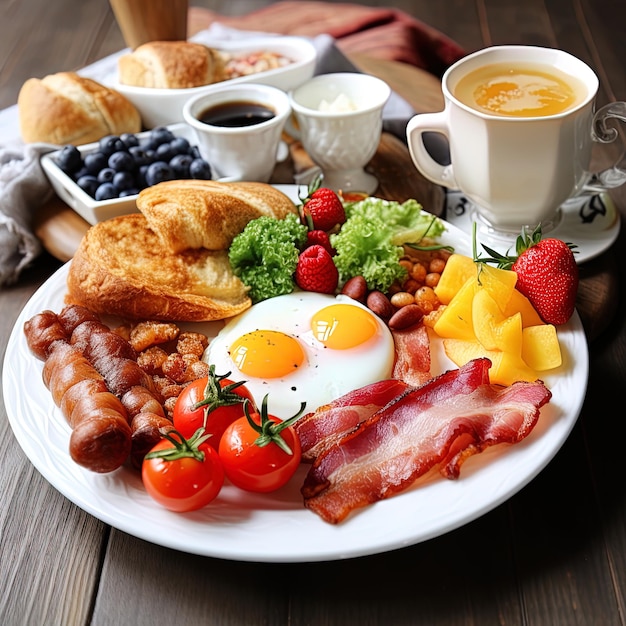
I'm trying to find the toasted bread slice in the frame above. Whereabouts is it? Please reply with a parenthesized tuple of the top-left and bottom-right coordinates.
(66, 214, 251, 322)
(137, 180, 298, 253)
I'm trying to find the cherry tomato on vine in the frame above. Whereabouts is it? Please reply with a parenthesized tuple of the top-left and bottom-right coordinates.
(218, 395, 306, 493)
(173, 365, 255, 449)
(142, 429, 224, 512)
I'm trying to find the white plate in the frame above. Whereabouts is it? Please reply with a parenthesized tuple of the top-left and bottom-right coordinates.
(445, 190, 620, 264)
(40, 122, 196, 226)
(3, 206, 588, 562)
(114, 34, 317, 128)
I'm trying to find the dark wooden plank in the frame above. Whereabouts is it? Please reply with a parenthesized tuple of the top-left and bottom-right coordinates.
(0, 254, 106, 626)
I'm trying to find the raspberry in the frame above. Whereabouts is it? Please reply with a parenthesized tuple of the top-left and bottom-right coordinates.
(294, 245, 339, 294)
(305, 230, 335, 256)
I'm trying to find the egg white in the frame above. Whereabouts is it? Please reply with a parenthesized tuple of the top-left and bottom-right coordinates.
(204, 291, 395, 420)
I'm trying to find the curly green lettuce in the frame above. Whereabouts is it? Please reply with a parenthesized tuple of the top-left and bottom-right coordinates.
(228, 213, 308, 303)
(331, 198, 447, 292)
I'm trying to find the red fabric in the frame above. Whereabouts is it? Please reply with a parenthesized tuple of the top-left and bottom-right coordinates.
(188, 2, 466, 77)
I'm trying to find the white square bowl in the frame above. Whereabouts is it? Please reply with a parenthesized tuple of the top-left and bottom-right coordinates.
(113, 35, 317, 128)
(40, 122, 197, 225)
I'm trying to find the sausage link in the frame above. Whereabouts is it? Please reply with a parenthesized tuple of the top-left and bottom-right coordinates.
(69, 410, 132, 473)
(24, 310, 68, 360)
(130, 411, 175, 470)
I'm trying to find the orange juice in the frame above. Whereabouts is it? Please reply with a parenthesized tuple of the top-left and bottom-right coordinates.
(453, 62, 586, 117)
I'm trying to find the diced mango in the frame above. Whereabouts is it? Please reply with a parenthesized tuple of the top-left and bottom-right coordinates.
(443, 338, 487, 367)
(522, 324, 562, 371)
(433, 277, 477, 341)
(504, 289, 545, 328)
(434, 254, 476, 305)
(488, 350, 539, 386)
(443, 337, 536, 386)
(473, 289, 523, 352)
(434, 254, 560, 387)
(476, 264, 518, 310)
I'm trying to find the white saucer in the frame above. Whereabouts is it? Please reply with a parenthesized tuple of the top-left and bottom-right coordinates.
(293, 165, 379, 195)
(444, 191, 620, 264)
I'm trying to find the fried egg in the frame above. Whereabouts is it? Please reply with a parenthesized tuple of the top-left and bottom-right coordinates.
(204, 291, 395, 419)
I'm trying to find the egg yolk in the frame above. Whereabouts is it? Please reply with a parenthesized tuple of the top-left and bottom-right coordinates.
(229, 330, 305, 378)
(311, 304, 378, 349)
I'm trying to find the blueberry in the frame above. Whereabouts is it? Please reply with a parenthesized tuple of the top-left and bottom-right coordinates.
(120, 132, 139, 149)
(76, 175, 99, 197)
(99, 135, 125, 156)
(73, 166, 90, 181)
(128, 146, 152, 167)
(149, 126, 175, 146)
(56, 145, 83, 175)
(97, 167, 116, 184)
(155, 143, 173, 162)
(145, 161, 175, 186)
(119, 188, 140, 197)
(113, 170, 135, 191)
(108, 150, 135, 172)
(189, 158, 212, 180)
(170, 136, 191, 154)
(83, 151, 108, 175)
(137, 164, 150, 188)
(169, 153, 193, 177)
(189, 146, 202, 159)
(94, 182, 118, 201)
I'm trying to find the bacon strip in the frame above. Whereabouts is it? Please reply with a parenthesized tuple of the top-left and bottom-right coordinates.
(391, 322, 432, 387)
(294, 378, 410, 461)
(301, 358, 552, 524)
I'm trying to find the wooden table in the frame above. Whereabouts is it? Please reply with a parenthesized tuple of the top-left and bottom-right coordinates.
(1, 2, 625, 626)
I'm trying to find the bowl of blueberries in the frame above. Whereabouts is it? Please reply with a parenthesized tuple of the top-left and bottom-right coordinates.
(41, 123, 213, 225)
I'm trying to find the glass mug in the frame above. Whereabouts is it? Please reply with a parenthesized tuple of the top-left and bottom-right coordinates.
(406, 45, 626, 233)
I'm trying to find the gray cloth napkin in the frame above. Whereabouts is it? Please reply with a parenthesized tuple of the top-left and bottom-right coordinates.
(0, 143, 55, 287)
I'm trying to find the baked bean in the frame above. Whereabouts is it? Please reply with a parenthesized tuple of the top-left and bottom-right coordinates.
(390, 292, 415, 308)
(425, 272, 440, 288)
(429, 258, 447, 274)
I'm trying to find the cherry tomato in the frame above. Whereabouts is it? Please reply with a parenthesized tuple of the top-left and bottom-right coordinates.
(219, 395, 306, 493)
(142, 429, 224, 512)
(173, 365, 255, 449)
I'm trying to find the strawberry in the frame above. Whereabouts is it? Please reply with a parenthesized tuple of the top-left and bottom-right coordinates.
(479, 225, 579, 325)
(305, 229, 335, 256)
(299, 176, 346, 232)
(294, 244, 339, 294)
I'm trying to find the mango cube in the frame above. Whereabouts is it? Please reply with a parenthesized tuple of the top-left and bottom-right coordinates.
(443, 338, 538, 387)
(434, 254, 476, 305)
(504, 289, 545, 328)
(433, 277, 477, 341)
(472, 289, 523, 353)
(522, 325, 562, 371)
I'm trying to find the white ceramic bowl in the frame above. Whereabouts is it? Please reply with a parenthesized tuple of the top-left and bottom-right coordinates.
(41, 122, 198, 225)
(114, 35, 317, 128)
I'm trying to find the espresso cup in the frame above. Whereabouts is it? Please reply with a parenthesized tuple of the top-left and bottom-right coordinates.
(183, 84, 291, 183)
(406, 45, 626, 232)
(109, 0, 188, 49)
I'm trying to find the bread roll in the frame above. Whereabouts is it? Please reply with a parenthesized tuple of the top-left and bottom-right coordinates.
(18, 72, 141, 145)
(117, 41, 225, 88)
(137, 180, 298, 253)
(66, 214, 251, 322)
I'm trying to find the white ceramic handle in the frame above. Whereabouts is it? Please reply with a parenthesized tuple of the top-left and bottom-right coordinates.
(406, 112, 458, 190)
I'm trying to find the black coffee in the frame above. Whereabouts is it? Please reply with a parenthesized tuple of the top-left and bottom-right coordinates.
(198, 101, 275, 127)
